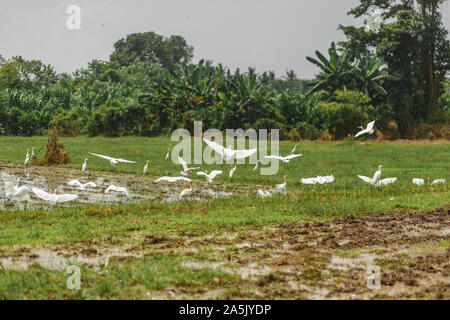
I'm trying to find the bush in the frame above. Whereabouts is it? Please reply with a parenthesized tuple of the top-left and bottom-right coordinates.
(39, 128, 71, 164)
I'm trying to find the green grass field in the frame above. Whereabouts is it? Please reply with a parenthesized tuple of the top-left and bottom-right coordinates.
(0, 136, 449, 299)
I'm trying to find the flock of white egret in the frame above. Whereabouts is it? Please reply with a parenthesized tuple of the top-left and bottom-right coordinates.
(1, 120, 447, 205)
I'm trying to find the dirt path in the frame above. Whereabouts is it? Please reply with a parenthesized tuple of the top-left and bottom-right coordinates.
(2, 207, 448, 299)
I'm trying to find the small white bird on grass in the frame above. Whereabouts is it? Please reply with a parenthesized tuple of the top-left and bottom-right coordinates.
(413, 178, 446, 185)
(165, 148, 171, 161)
(67, 179, 98, 190)
(264, 154, 302, 163)
(257, 185, 271, 198)
(155, 176, 192, 183)
(358, 165, 397, 187)
(177, 156, 200, 176)
(203, 138, 257, 161)
(179, 181, 194, 200)
(355, 120, 375, 138)
(276, 175, 287, 192)
(31, 187, 78, 205)
(105, 185, 130, 197)
(197, 170, 222, 183)
(89, 153, 136, 169)
(229, 165, 237, 179)
(143, 160, 149, 175)
(82, 159, 88, 172)
(24, 149, 31, 165)
(301, 175, 335, 185)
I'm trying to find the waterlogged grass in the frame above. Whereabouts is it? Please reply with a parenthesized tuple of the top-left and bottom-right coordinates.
(0, 136, 449, 299)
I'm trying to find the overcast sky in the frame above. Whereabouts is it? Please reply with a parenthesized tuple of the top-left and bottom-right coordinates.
(1, 0, 449, 79)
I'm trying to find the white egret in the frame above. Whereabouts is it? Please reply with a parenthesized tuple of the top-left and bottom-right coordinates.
(143, 160, 149, 175)
(24, 149, 31, 165)
(31, 187, 78, 205)
(291, 144, 297, 154)
(276, 175, 287, 192)
(165, 148, 171, 160)
(375, 178, 397, 186)
(1, 173, 31, 202)
(301, 175, 335, 185)
(177, 156, 200, 176)
(358, 165, 396, 186)
(229, 165, 237, 179)
(155, 176, 192, 183)
(412, 178, 424, 186)
(105, 185, 130, 197)
(89, 153, 136, 169)
(31, 147, 36, 160)
(67, 179, 98, 190)
(355, 120, 375, 138)
(264, 154, 302, 163)
(179, 181, 194, 199)
(197, 170, 222, 183)
(257, 185, 271, 198)
(252, 160, 260, 172)
(82, 159, 88, 172)
(431, 179, 446, 185)
(203, 138, 257, 161)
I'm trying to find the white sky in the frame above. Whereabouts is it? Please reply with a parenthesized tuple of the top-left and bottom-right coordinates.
(0, 0, 449, 79)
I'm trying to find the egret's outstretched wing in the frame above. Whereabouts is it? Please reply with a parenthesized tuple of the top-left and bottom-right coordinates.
(357, 175, 373, 184)
(84, 182, 98, 188)
(366, 120, 375, 131)
(354, 129, 366, 138)
(301, 178, 316, 184)
(375, 177, 397, 186)
(412, 178, 424, 186)
(284, 154, 303, 160)
(209, 170, 222, 179)
(431, 179, 446, 185)
(31, 187, 53, 201)
(196, 171, 208, 177)
(105, 185, 116, 193)
(1, 172, 16, 194)
(264, 155, 282, 160)
(155, 176, 191, 183)
(116, 158, 136, 164)
(55, 194, 78, 203)
(68, 179, 82, 187)
(13, 186, 31, 201)
(89, 153, 114, 161)
(203, 138, 226, 157)
(233, 148, 257, 159)
(177, 156, 188, 171)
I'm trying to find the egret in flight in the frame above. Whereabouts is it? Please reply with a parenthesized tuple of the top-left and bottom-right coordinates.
(301, 175, 335, 185)
(31, 187, 78, 205)
(155, 176, 192, 183)
(89, 153, 136, 169)
(291, 144, 297, 154)
(229, 165, 237, 179)
(203, 138, 257, 161)
(177, 156, 200, 176)
(105, 185, 130, 197)
(197, 170, 222, 183)
(355, 120, 375, 138)
(67, 179, 97, 190)
(264, 154, 302, 163)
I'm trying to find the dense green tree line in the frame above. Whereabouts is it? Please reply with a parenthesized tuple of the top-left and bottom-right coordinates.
(0, 0, 449, 139)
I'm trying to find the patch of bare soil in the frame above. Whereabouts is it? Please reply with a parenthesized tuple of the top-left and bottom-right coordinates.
(1, 206, 448, 299)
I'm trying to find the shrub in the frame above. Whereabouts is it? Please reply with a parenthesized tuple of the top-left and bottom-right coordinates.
(39, 128, 70, 164)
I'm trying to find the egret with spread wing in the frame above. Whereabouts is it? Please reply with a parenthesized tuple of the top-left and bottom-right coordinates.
(355, 120, 375, 138)
(89, 153, 136, 169)
(31, 187, 78, 205)
(197, 170, 222, 183)
(203, 138, 257, 161)
(177, 156, 200, 176)
(67, 179, 98, 190)
(155, 176, 192, 183)
(264, 154, 302, 163)
(105, 185, 129, 197)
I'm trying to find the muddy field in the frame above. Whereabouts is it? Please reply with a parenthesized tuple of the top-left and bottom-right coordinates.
(1, 206, 448, 299)
(0, 160, 253, 210)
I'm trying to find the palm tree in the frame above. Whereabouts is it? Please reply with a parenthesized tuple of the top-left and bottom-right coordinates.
(306, 42, 353, 94)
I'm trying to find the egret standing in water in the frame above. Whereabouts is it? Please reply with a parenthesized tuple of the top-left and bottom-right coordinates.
(179, 181, 194, 199)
